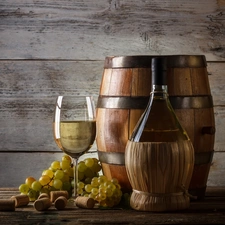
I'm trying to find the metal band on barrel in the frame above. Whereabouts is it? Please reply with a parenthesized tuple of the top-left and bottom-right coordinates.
(169, 95, 213, 109)
(104, 55, 207, 68)
(98, 151, 125, 165)
(98, 150, 214, 166)
(97, 96, 213, 109)
(97, 96, 149, 109)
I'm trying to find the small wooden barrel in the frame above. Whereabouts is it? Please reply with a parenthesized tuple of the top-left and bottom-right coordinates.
(96, 55, 215, 198)
(96, 56, 154, 192)
(167, 55, 215, 199)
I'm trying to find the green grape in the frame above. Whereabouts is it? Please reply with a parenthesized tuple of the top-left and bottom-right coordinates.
(19, 183, 30, 194)
(115, 183, 121, 189)
(61, 173, 70, 182)
(92, 158, 99, 164)
(84, 184, 92, 193)
(98, 192, 106, 200)
(42, 169, 54, 179)
(64, 167, 74, 178)
(95, 194, 101, 202)
(103, 180, 111, 187)
(84, 158, 94, 168)
(77, 182, 85, 189)
(77, 187, 83, 195)
(28, 189, 38, 201)
(107, 183, 116, 192)
(25, 176, 36, 188)
(99, 186, 106, 194)
(92, 162, 102, 173)
(88, 193, 95, 199)
(53, 179, 63, 190)
(48, 186, 58, 192)
(111, 178, 119, 185)
(54, 170, 64, 180)
(106, 187, 113, 197)
(31, 181, 42, 191)
(113, 188, 122, 198)
(84, 177, 92, 184)
(60, 160, 71, 170)
(98, 175, 107, 184)
(40, 188, 50, 196)
(51, 161, 61, 170)
(84, 167, 95, 178)
(99, 199, 107, 207)
(39, 175, 52, 186)
(77, 161, 87, 173)
(62, 181, 71, 191)
(78, 171, 85, 181)
(61, 154, 72, 163)
(91, 177, 99, 187)
(91, 187, 99, 196)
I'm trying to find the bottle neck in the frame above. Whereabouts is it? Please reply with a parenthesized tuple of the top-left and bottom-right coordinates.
(151, 85, 168, 98)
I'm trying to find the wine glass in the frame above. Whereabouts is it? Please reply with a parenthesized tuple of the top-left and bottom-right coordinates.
(53, 95, 96, 201)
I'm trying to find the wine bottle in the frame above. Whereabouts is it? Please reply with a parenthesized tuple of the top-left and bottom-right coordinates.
(125, 57, 195, 212)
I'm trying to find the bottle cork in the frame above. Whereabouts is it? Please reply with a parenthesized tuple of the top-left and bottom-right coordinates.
(75, 196, 95, 209)
(54, 196, 67, 210)
(50, 191, 69, 203)
(0, 199, 15, 211)
(34, 197, 52, 211)
(38, 193, 49, 200)
(11, 194, 29, 207)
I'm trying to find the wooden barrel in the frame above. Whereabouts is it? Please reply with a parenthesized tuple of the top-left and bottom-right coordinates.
(96, 56, 154, 192)
(96, 55, 215, 198)
(166, 55, 215, 200)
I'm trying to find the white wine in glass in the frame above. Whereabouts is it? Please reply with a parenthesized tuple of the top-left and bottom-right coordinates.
(53, 96, 96, 201)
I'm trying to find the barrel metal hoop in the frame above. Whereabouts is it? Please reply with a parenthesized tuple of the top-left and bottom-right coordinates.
(97, 96, 213, 109)
(97, 96, 149, 109)
(104, 55, 207, 68)
(98, 151, 125, 165)
(170, 95, 213, 109)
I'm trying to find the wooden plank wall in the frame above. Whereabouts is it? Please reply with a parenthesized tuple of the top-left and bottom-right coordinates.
(0, 0, 225, 187)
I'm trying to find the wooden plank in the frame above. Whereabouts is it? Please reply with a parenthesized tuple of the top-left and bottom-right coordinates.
(208, 62, 225, 106)
(0, 187, 225, 225)
(208, 151, 225, 186)
(0, 61, 224, 152)
(0, 60, 103, 151)
(0, 0, 225, 60)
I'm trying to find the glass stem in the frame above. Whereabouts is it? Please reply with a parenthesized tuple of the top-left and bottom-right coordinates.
(73, 157, 79, 199)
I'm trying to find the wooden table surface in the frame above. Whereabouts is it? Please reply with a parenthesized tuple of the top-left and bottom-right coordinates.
(0, 187, 225, 225)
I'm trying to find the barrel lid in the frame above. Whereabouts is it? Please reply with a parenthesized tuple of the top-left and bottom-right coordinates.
(104, 55, 207, 68)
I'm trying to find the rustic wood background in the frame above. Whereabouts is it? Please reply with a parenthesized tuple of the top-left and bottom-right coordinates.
(0, 0, 225, 187)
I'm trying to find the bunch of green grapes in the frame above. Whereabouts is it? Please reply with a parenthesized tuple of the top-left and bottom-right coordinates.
(19, 155, 102, 201)
(77, 175, 123, 208)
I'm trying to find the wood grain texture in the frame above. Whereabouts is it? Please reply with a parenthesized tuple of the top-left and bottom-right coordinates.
(0, 151, 98, 188)
(0, 60, 102, 151)
(1, 187, 225, 225)
(0, 0, 225, 187)
(0, 0, 225, 60)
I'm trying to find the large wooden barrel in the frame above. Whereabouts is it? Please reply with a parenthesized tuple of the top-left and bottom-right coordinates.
(167, 55, 215, 199)
(96, 55, 215, 198)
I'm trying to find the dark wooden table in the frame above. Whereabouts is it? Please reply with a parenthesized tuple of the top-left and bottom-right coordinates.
(1, 187, 225, 225)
